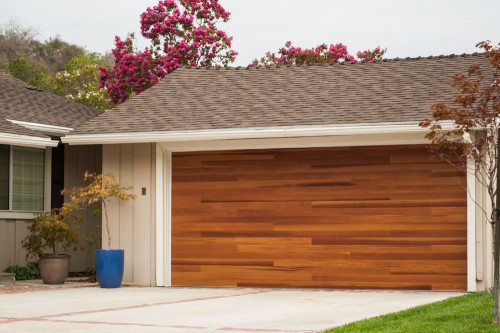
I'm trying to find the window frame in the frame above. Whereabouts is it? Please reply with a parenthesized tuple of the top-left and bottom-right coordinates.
(0, 145, 52, 219)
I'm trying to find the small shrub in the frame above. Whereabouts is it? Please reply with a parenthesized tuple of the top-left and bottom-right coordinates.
(22, 202, 83, 259)
(3, 262, 40, 280)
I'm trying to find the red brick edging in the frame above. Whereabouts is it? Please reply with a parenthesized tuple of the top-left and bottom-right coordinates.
(0, 288, 307, 332)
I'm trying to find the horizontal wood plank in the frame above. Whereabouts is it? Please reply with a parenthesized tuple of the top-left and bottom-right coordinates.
(172, 145, 467, 290)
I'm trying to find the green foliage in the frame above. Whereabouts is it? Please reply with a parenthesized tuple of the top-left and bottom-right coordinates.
(0, 21, 114, 110)
(83, 226, 100, 279)
(3, 262, 40, 280)
(7, 55, 51, 90)
(65, 53, 110, 73)
(91, 208, 102, 220)
(86, 266, 97, 283)
(53, 53, 115, 111)
(324, 293, 499, 333)
(28, 36, 86, 73)
(22, 202, 84, 259)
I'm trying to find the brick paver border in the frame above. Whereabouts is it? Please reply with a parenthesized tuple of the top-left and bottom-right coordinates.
(0, 288, 307, 332)
(0, 284, 63, 294)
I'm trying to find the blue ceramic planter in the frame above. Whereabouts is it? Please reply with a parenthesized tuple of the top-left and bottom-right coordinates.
(96, 249, 124, 288)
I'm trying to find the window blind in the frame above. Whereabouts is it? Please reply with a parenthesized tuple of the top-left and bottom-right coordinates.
(12, 147, 44, 211)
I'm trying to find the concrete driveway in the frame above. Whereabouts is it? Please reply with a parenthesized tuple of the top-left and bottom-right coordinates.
(0, 285, 463, 332)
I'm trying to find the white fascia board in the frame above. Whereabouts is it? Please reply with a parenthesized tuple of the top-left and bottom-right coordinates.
(0, 132, 58, 148)
(7, 119, 74, 136)
(62, 121, 455, 145)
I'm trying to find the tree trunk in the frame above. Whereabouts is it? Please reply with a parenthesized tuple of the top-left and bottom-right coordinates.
(494, 129, 500, 324)
(103, 201, 111, 250)
(494, 219, 500, 323)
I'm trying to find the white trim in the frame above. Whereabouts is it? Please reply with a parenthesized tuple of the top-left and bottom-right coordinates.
(467, 156, 477, 292)
(62, 121, 455, 145)
(475, 177, 483, 281)
(165, 150, 172, 287)
(155, 144, 166, 286)
(7, 119, 73, 136)
(8, 146, 12, 210)
(44, 147, 52, 212)
(0, 211, 39, 220)
(161, 132, 429, 152)
(0, 132, 58, 148)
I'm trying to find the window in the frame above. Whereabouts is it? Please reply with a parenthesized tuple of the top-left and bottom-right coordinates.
(0, 145, 45, 211)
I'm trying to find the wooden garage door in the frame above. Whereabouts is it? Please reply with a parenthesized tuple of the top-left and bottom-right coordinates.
(171, 145, 467, 290)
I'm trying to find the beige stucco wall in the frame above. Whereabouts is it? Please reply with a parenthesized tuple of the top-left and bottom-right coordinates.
(102, 143, 156, 286)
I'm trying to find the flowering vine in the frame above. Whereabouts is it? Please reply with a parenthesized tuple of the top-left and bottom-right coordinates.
(250, 42, 386, 66)
(100, 0, 237, 104)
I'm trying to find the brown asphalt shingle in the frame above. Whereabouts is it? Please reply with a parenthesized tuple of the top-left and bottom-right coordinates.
(0, 70, 101, 131)
(70, 54, 494, 136)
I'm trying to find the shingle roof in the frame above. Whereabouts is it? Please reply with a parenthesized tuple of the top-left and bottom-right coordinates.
(70, 53, 493, 135)
(0, 70, 101, 130)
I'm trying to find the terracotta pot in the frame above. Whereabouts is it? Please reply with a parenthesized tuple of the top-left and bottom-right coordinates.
(39, 254, 70, 284)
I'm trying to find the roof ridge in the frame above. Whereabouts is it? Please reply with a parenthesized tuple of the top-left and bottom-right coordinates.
(180, 52, 485, 70)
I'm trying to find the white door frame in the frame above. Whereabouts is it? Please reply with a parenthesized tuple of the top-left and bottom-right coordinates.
(154, 133, 477, 291)
(155, 144, 171, 286)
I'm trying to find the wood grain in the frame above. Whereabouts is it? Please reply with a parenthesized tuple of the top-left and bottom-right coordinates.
(171, 145, 467, 290)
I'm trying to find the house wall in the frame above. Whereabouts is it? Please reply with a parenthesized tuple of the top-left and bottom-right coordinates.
(0, 144, 102, 272)
(0, 219, 31, 268)
(64, 144, 102, 272)
(474, 174, 494, 292)
(102, 143, 156, 286)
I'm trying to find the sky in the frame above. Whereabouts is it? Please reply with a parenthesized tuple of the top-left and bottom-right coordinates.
(1, 0, 499, 66)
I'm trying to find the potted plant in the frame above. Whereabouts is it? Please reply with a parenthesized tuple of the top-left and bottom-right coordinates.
(22, 202, 82, 284)
(66, 172, 136, 288)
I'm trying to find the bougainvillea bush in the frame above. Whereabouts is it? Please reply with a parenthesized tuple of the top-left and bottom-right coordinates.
(100, 0, 237, 104)
(250, 41, 386, 67)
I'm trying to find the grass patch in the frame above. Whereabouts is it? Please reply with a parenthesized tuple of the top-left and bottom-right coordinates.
(324, 293, 500, 333)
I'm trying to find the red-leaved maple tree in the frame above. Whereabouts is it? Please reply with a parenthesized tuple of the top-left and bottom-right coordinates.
(420, 41, 500, 323)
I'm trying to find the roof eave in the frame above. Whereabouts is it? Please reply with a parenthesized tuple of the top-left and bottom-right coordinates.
(62, 121, 452, 145)
(7, 119, 74, 136)
(0, 132, 59, 148)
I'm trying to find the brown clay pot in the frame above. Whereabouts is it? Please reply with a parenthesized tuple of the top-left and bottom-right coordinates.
(39, 254, 70, 284)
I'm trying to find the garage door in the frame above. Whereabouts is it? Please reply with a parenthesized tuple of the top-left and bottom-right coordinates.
(171, 145, 467, 290)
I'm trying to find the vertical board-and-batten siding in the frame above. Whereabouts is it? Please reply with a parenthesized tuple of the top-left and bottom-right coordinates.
(0, 145, 101, 272)
(102, 143, 156, 286)
(0, 219, 30, 268)
(64, 144, 102, 272)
